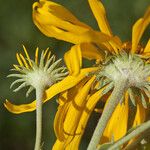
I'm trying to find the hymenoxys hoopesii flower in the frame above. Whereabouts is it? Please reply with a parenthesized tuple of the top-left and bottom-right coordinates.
(32, 0, 150, 149)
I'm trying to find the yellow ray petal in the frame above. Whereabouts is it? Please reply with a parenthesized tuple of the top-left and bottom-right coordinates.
(54, 79, 88, 146)
(4, 67, 98, 114)
(43, 47, 49, 58)
(57, 91, 69, 106)
(101, 92, 129, 143)
(62, 136, 81, 150)
(132, 101, 146, 127)
(53, 82, 107, 150)
(52, 135, 81, 150)
(35, 47, 39, 65)
(66, 85, 108, 147)
(63, 77, 95, 136)
(32, 0, 110, 44)
(4, 99, 36, 114)
(131, 7, 150, 53)
(88, 0, 112, 36)
(35, 0, 91, 29)
(143, 39, 150, 53)
(16, 53, 24, 67)
(127, 99, 146, 146)
(101, 36, 122, 54)
(41, 68, 97, 103)
(54, 77, 90, 141)
(107, 36, 122, 54)
(64, 45, 82, 75)
(54, 102, 71, 141)
(22, 45, 32, 67)
(19, 54, 29, 69)
(57, 78, 89, 106)
(52, 140, 66, 150)
(81, 43, 104, 63)
(80, 36, 122, 62)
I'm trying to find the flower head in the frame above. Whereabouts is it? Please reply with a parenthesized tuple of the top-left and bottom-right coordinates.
(8, 46, 68, 96)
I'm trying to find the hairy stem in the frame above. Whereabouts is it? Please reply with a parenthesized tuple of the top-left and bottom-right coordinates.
(34, 87, 44, 150)
(87, 79, 127, 150)
(108, 120, 150, 150)
(125, 128, 150, 150)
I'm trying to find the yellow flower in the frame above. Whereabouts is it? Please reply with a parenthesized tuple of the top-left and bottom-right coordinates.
(4, 45, 97, 114)
(32, 0, 150, 149)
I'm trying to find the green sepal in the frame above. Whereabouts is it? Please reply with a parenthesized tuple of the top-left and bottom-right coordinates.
(97, 78, 111, 90)
(101, 82, 114, 96)
(140, 92, 147, 108)
(128, 88, 136, 106)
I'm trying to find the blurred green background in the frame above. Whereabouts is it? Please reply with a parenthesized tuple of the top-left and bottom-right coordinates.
(0, 0, 150, 149)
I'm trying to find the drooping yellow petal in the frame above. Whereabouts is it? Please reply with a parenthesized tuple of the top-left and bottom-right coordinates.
(52, 135, 82, 150)
(126, 99, 146, 146)
(63, 77, 95, 136)
(64, 85, 108, 148)
(53, 77, 94, 149)
(35, 0, 91, 29)
(32, 0, 110, 44)
(54, 79, 88, 141)
(53, 83, 86, 150)
(53, 84, 107, 150)
(4, 100, 36, 114)
(57, 78, 89, 106)
(64, 45, 82, 76)
(54, 102, 71, 142)
(52, 140, 66, 150)
(132, 101, 146, 127)
(53, 138, 80, 150)
(88, 0, 112, 36)
(101, 92, 129, 143)
(55, 77, 95, 142)
(4, 67, 98, 114)
(131, 7, 150, 53)
(57, 91, 69, 106)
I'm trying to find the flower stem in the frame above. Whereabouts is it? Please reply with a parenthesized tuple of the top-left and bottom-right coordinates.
(87, 79, 128, 150)
(34, 87, 44, 150)
(108, 120, 150, 150)
(124, 128, 150, 150)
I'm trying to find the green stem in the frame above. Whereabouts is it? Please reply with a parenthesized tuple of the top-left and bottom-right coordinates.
(87, 79, 127, 150)
(34, 87, 44, 150)
(125, 128, 150, 150)
(108, 120, 150, 150)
